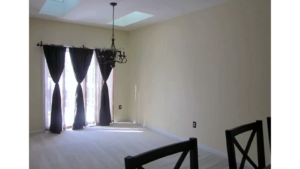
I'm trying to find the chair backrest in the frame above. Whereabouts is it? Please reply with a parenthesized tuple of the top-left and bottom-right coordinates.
(225, 120, 266, 169)
(267, 117, 273, 155)
(124, 137, 198, 169)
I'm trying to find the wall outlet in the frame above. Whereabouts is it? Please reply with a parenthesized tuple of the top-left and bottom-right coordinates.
(193, 121, 196, 128)
(119, 105, 122, 109)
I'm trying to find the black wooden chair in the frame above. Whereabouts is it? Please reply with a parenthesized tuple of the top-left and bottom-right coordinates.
(267, 117, 271, 149)
(124, 137, 199, 169)
(225, 120, 266, 169)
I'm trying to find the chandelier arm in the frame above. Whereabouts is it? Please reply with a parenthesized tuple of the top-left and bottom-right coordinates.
(117, 51, 122, 56)
(117, 58, 123, 63)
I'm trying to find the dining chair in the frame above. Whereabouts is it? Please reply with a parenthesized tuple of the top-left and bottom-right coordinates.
(124, 137, 198, 169)
(267, 117, 271, 149)
(225, 120, 266, 169)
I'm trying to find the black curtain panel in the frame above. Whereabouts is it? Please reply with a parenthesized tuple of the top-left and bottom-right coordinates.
(69, 48, 93, 130)
(43, 45, 66, 134)
(95, 49, 113, 126)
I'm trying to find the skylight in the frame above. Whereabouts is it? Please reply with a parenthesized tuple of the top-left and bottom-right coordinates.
(39, 0, 80, 17)
(108, 11, 154, 26)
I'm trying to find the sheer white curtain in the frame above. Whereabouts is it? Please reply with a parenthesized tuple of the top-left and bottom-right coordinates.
(44, 60, 63, 130)
(107, 67, 114, 122)
(85, 53, 102, 126)
(44, 49, 114, 130)
(63, 49, 77, 129)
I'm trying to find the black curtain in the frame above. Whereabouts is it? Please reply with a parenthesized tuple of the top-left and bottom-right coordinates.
(43, 45, 66, 134)
(69, 48, 93, 130)
(95, 49, 113, 126)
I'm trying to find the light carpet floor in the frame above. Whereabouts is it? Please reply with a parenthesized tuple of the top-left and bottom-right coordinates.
(29, 123, 246, 169)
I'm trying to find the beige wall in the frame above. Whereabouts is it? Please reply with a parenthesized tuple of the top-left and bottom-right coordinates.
(29, 18, 130, 131)
(127, 0, 270, 163)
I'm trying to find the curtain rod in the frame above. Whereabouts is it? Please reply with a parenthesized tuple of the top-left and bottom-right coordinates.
(36, 41, 101, 50)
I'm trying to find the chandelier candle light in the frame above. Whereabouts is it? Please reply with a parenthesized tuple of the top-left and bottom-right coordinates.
(97, 2, 127, 68)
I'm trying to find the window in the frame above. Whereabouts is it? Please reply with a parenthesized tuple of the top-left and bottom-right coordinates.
(44, 48, 114, 130)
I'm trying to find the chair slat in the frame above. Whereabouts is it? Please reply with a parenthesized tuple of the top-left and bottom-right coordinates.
(124, 138, 198, 169)
(239, 129, 256, 169)
(228, 122, 257, 136)
(133, 140, 192, 166)
(174, 150, 189, 169)
(233, 138, 258, 169)
(225, 120, 266, 169)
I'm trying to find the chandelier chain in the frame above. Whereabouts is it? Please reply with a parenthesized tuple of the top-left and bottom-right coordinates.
(112, 5, 115, 40)
(101, 2, 127, 68)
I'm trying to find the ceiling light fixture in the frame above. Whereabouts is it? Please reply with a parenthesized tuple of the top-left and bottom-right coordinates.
(97, 2, 127, 68)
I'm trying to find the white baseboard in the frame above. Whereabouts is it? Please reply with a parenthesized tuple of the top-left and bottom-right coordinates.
(135, 122, 251, 168)
(143, 123, 185, 141)
(29, 130, 45, 135)
(196, 143, 228, 158)
(114, 119, 132, 123)
(128, 119, 137, 124)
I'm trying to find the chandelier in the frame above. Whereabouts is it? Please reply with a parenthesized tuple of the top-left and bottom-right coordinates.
(97, 2, 127, 68)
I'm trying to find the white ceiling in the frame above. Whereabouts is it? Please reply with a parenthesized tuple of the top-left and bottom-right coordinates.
(30, 0, 230, 31)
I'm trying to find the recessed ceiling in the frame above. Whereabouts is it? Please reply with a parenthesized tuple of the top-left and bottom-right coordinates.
(30, 0, 231, 31)
(39, 0, 80, 17)
(108, 11, 153, 27)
